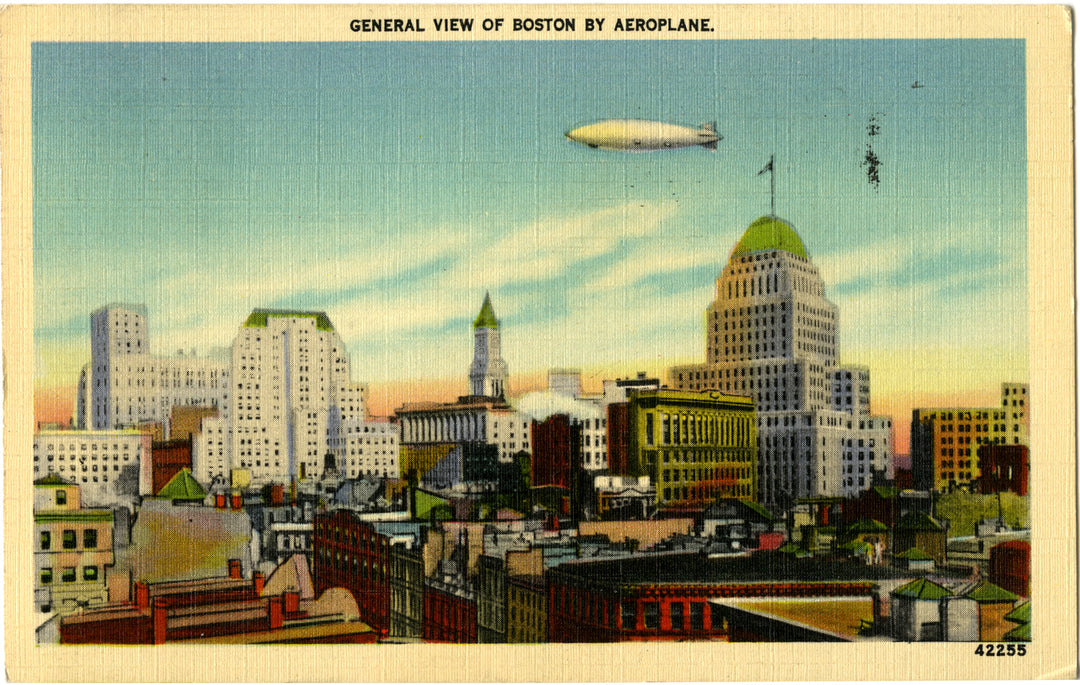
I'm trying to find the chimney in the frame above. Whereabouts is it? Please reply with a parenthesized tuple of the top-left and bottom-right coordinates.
(231, 493, 242, 510)
(152, 597, 168, 644)
(134, 581, 150, 611)
(227, 559, 242, 579)
(283, 591, 300, 614)
(215, 492, 226, 509)
(268, 595, 284, 630)
(253, 571, 265, 596)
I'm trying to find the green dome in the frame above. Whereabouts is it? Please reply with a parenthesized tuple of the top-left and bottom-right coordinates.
(730, 215, 808, 260)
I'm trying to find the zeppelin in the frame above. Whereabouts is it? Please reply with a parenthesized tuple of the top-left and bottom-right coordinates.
(564, 119, 721, 152)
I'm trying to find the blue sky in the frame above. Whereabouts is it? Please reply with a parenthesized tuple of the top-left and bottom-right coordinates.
(34, 39, 1027, 406)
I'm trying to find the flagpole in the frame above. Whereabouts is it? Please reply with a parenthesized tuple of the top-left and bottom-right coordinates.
(770, 154, 775, 216)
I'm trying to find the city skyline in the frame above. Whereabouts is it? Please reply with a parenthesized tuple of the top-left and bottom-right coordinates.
(33, 40, 1029, 446)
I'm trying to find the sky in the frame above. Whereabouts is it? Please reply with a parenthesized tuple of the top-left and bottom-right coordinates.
(33, 40, 1028, 449)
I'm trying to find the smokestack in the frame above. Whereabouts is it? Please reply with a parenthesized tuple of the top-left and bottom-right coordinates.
(227, 559, 242, 579)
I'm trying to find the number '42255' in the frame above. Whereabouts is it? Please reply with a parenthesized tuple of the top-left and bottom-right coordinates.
(975, 643, 1026, 656)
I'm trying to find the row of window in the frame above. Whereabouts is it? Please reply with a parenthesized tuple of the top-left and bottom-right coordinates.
(40, 565, 99, 584)
(40, 528, 98, 550)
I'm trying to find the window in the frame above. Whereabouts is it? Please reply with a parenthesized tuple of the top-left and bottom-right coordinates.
(61, 567, 76, 583)
(55, 490, 67, 506)
(643, 602, 659, 629)
(621, 601, 636, 630)
(691, 602, 705, 630)
(40, 531, 51, 550)
(40, 568, 53, 585)
(83, 566, 98, 581)
(83, 529, 98, 549)
(62, 530, 77, 550)
(670, 602, 684, 630)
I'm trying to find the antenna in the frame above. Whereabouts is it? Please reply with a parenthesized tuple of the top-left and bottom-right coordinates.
(758, 155, 776, 215)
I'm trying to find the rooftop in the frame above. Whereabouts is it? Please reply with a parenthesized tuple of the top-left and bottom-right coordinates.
(243, 309, 335, 332)
(729, 215, 809, 261)
(473, 293, 499, 329)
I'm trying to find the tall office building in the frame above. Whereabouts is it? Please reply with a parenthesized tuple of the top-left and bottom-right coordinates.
(85, 304, 229, 434)
(910, 383, 1029, 492)
(469, 294, 508, 399)
(194, 309, 368, 487)
(670, 215, 893, 507)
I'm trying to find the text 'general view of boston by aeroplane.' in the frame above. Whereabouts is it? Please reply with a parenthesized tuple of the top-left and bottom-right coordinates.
(565, 119, 722, 152)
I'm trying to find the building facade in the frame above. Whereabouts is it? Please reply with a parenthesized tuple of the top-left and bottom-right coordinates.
(86, 304, 230, 435)
(626, 389, 758, 509)
(192, 309, 369, 487)
(328, 418, 400, 480)
(469, 294, 509, 399)
(668, 216, 893, 506)
(34, 476, 115, 614)
(312, 510, 392, 636)
(911, 383, 1030, 492)
(33, 429, 150, 504)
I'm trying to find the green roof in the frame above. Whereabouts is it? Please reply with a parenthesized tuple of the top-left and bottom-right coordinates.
(839, 540, 872, 554)
(778, 542, 801, 554)
(847, 518, 888, 533)
(244, 309, 334, 332)
(414, 489, 449, 520)
(1004, 601, 1031, 624)
(34, 473, 73, 487)
(156, 468, 207, 501)
(965, 580, 1019, 603)
(742, 500, 776, 522)
(730, 215, 808, 261)
(472, 293, 499, 329)
(895, 547, 934, 561)
(1003, 622, 1031, 641)
(35, 510, 113, 523)
(896, 511, 945, 531)
(892, 578, 952, 600)
(871, 485, 900, 499)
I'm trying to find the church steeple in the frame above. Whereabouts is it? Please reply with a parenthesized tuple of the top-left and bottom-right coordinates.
(469, 293, 509, 398)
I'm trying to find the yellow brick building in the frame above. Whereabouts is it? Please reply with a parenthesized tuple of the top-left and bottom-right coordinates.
(626, 389, 757, 508)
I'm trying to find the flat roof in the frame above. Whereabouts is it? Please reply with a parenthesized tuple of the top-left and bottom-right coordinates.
(713, 596, 875, 641)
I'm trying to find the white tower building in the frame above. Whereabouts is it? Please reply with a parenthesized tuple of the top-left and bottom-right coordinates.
(670, 215, 893, 507)
(468, 294, 508, 399)
(197, 309, 367, 487)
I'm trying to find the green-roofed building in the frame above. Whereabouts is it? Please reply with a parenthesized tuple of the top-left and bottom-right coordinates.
(894, 512, 948, 566)
(894, 547, 935, 571)
(1004, 600, 1030, 625)
(890, 578, 956, 641)
(666, 211, 895, 511)
(243, 308, 335, 332)
(964, 581, 1022, 642)
(729, 215, 810, 261)
(468, 293, 509, 398)
(219, 307, 369, 488)
(1002, 621, 1030, 642)
(156, 468, 207, 503)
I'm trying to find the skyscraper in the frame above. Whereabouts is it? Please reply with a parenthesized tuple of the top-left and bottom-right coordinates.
(469, 293, 508, 399)
(86, 304, 229, 434)
(670, 215, 892, 507)
(193, 309, 367, 487)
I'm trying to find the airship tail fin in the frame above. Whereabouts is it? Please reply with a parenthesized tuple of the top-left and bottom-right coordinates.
(701, 140, 718, 151)
(702, 121, 717, 133)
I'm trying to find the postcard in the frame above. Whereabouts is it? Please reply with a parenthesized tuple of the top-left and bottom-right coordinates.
(2, 4, 1075, 681)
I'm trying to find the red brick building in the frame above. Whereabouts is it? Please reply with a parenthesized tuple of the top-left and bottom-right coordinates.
(989, 540, 1030, 598)
(546, 553, 899, 642)
(978, 444, 1029, 496)
(606, 403, 630, 475)
(59, 559, 376, 644)
(313, 510, 392, 636)
(150, 438, 193, 495)
(531, 414, 581, 489)
(422, 578, 477, 643)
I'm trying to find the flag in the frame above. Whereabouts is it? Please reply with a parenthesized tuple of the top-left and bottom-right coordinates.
(758, 158, 774, 175)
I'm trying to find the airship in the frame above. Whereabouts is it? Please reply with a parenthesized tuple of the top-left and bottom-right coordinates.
(565, 119, 721, 152)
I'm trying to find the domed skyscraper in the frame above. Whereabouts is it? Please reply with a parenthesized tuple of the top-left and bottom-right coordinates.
(670, 215, 893, 507)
